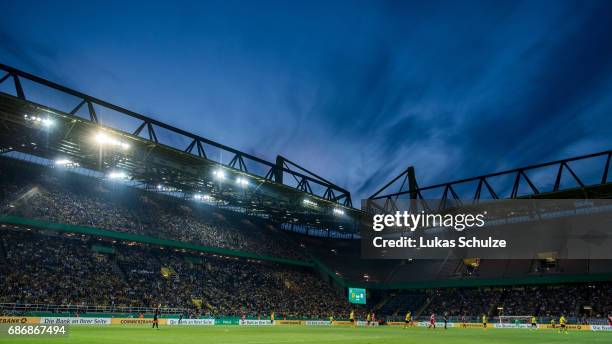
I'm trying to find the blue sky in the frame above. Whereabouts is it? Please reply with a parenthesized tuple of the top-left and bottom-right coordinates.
(2, 0, 612, 199)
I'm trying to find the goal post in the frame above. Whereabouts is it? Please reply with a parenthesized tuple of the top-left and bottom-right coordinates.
(498, 316, 534, 325)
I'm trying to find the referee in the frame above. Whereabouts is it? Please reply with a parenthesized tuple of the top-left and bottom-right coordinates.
(152, 306, 160, 330)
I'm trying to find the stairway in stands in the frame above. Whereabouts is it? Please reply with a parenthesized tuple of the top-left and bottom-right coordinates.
(380, 292, 428, 316)
(374, 293, 395, 314)
(415, 296, 434, 317)
(109, 257, 128, 282)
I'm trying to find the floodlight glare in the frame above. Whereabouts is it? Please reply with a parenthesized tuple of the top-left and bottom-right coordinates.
(108, 171, 128, 180)
(213, 170, 226, 180)
(54, 158, 79, 168)
(94, 132, 130, 150)
(24, 114, 54, 128)
(95, 132, 109, 144)
(303, 199, 317, 207)
(236, 177, 249, 187)
(333, 208, 345, 216)
(42, 118, 54, 127)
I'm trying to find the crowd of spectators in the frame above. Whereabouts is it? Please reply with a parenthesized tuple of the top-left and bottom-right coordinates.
(421, 284, 612, 319)
(1, 226, 610, 320)
(0, 229, 131, 306)
(2, 160, 611, 321)
(0, 161, 305, 260)
(424, 288, 498, 317)
(495, 284, 612, 318)
(0, 228, 352, 319)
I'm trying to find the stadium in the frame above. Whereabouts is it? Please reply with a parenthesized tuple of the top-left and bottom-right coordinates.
(2, 2, 612, 344)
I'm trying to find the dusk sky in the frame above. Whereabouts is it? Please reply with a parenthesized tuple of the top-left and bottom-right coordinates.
(2, 0, 612, 200)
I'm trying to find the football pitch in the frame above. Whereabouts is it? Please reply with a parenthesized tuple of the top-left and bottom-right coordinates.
(0, 326, 610, 344)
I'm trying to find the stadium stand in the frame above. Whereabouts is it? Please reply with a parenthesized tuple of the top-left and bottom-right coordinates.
(378, 283, 612, 322)
(377, 291, 427, 317)
(423, 288, 500, 318)
(1, 158, 612, 324)
(0, 226, 354, 319)
(0, 158, 306, 260)
(2, 224, 610, 323)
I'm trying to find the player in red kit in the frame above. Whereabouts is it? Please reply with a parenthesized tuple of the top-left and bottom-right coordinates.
(428, 313, 436, 329)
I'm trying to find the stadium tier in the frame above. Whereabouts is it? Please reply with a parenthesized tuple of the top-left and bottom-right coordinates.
(2, 223, 610, 322)
(0, 226, 355, 319)
(0, 158, 307, 261)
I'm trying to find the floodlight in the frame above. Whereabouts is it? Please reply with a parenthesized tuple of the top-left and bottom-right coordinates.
(236, 177, 249, 187)
(108, 171, 128, 180)
(95, 132, 109, 144)
(94, 132, 130, 150)
(303, 199, 317, 207)
(42, 118, 54, 127)
(213, 170, 226, 180)
(24, 114, 54, 128)
(54, 158, 79, 168)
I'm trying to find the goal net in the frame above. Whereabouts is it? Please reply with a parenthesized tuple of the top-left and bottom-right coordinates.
(498, 316, 533, 327)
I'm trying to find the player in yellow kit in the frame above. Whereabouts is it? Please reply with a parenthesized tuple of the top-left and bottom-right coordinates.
(270, 311, 275, 324)
(530, 315, 537, 330)
(349, 310, 355, 327)
(404, 311, 412, 328)
(559, 315, 568, 334)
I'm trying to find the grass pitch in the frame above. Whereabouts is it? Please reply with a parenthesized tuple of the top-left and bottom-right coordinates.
(1, 325, 609, 344)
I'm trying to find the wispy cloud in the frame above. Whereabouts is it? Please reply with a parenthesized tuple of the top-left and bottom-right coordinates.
(1, 0, 611, 200)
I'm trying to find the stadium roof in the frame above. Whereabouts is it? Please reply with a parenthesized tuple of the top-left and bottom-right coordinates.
(4, 63, 611, 236)
(369, 151, 612, 207)
(0, 64, 363, 235)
